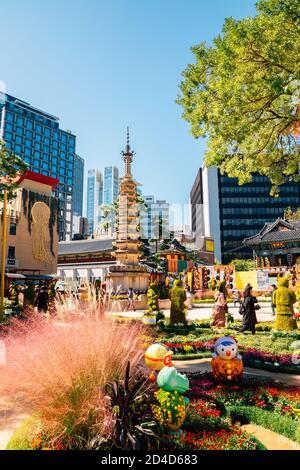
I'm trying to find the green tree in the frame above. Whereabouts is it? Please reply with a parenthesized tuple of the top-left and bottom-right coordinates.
(229, 258, 254, 272)
(177, 0, 300, 195)
(0, 140, 28, 201)
(284, 206, 300, 220)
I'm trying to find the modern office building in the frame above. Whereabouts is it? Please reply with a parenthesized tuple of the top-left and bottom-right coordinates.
(86, 169, 103, 235)
(140, 195, 170, 240)
(73, 155, 84, 216)
(86, 166, 120, 237)
(0, 91, 78, 241)
(103, 166, 119, 205)
(190, 166, 300, 263)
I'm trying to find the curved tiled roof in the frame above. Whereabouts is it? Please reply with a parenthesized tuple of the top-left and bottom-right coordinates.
(58, 239, 114, 255)
(243, 218, 300, 246)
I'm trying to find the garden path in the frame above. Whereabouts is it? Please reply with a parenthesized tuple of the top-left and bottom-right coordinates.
(0, 395, 30, 450)
(110, 304, 274, 322)
(241, 424, 300, 450)
(174, 358, 300, 386)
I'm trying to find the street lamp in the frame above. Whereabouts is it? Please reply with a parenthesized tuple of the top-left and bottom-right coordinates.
(0, 189, 8, 320)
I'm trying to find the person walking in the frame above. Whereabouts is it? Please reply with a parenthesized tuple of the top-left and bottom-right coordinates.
(35, 286, 49, 314)
(238, 284, 260, 335)
(185, 285, 194, 310)
(271, 284, 277, 316)
(127, 288, 136, 311)
(211, 281, 228, 328)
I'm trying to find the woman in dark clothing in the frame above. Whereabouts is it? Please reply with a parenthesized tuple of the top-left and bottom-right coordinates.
(35, 286, 49, 314)
(238, 284, 260, 334)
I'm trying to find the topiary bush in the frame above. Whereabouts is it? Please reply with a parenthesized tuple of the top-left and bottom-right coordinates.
(169, 280, 187, 325)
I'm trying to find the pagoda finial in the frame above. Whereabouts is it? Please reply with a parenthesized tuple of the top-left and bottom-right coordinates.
(121, 126, 135, 177)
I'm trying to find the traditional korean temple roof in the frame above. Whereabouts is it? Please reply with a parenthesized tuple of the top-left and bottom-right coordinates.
(243, 218, 300, 246)
(159, 238, 191, 254)
(58, 239, 114, 256)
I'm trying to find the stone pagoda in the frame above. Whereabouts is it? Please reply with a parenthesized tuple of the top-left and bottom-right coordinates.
(107, 128, 150, 293)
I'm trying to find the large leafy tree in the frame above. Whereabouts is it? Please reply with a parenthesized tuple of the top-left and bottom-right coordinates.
(177, 0, 300, 194)
(0, 140, 28, 201)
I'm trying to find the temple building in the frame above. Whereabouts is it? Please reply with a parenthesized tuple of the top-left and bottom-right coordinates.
(0, 171, 59, 288)
(106, 129, 150, 292)
(243, 218, 300, 269)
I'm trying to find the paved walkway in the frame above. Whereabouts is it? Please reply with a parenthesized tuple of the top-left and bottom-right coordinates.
(0, 395, 30, 450)
(110, 303, 275, 323)
(241, 424, 300, 450)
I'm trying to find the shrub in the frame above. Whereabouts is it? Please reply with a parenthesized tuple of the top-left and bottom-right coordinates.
(0, 314, 144, 449)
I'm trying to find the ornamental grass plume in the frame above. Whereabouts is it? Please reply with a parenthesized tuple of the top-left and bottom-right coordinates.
(0, 313, 143, 449)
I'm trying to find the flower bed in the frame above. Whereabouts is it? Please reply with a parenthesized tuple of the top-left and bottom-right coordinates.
(186, 372, 300, 444)
(155, 325, 300, 373)
(160, 399, 264, 450)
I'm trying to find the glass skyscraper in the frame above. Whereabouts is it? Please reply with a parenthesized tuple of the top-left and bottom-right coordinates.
(73, 154, 84, 216)
(140, 195, 170, 239)
(86, 169, 103, 235)
(103, 166, 119, 205)
(0, 91, 80, 241)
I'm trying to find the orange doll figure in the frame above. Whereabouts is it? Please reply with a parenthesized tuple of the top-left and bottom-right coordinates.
(211, 337, 243, 382)
(145, 343, 173, 381)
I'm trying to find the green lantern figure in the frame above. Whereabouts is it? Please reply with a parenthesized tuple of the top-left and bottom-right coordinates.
(152, 366, 189, 431)
(169, 279, 187, 325)
(273, 277, 297, 331)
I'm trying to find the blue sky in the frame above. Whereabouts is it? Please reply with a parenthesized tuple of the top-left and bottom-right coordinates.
(1, 0, 257, 208)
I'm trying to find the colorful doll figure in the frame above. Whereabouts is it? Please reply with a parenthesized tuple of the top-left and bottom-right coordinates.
(152, 366, 190, 431)
(211, 337, 243, 382)
(144, 343, 173, 381)
(157, 366, 189, 396)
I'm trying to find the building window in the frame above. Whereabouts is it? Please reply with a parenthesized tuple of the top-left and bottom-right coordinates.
(16, 127, 23, 136)
(16, 116, 24, 126)
(6, 112, 14, 123)
(4, 131, 12, 141)
(26, 120, 33, 130)
(35, 133, 42, 142)
(8, 246, 15, 259)
(35, 124, 42, 133)
(5, 123, 13, 131)
(9, 223, 17, 235)
(44, 128, 50, 137)
(25, 130, 33, 139)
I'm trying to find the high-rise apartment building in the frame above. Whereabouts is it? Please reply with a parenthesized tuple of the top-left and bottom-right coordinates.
(103, 166, 119, 205)
(0, 91, 79, 241)
(190, 166, 300, 263)
(86, 169, 103, 235)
